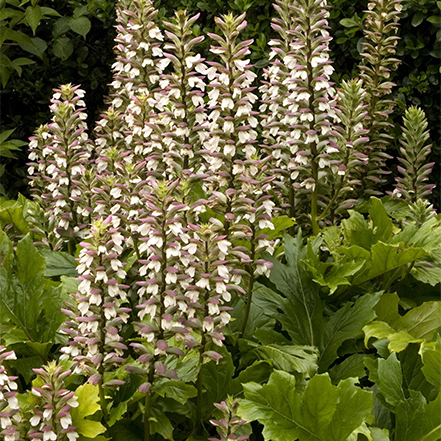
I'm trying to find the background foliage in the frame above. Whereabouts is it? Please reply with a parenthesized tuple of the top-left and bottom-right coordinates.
(0, 0, 440, 204)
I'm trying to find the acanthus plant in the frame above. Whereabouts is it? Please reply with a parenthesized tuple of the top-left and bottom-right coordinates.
(3, 0, 438, 439)
(357, 0, 403, 196)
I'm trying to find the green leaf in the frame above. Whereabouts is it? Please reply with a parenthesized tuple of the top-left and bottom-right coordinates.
(428, 15, 441, 25)
(259, 215, 295, 240)
(53, 17, 70, 37)
(399, 302, 441, 341)
(0, 7, 23, 20)
(252, 344, 318, 377)
(53, 36, 73, 60)
(377, 353, 405, 408)
(25, 5, 42, 34)
(351, 241, 426, 287)
(421, 335, 441, 390)
(370, 197, 393, 244)
(154, 379, 197, 405)
(395, 392, 441, 441)
(1, 27, 35, 46)
(68, 16, 91, 38)
(239, 370, 372, 441)
(329, 354, 369, 383)
(107, 418, 143, 441)
(108, 401, 128, 427)
(0, 129, 15, 144)
(8, 355, 41, 383)
(340, 18, 357, 28)
(150, 406, 174, 440)
(19, 36, 47, 58)
(342, 211, 372, 250)
(39, 248, 78, 277)
(228, 295, 275, 343)
(71, 383, 106, 437)
(365, 294, 441, 353)
(400, 343, 437, 401)
(40, 6, 61, 17)
(412, 11, 425, 27)
(318, 291, 382, 371)
(328, 378, 374, 441)
(201, 345, 234, 405)
(370, 427, 390, 441)
(0, 198, 29, 234)
(259, 233, 325, 346)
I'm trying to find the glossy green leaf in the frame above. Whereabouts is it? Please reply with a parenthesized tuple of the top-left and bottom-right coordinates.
(19, 36, 47, 58)
(377, 353, 405, 408)
(421, 335, 441, 390)
(239, 370, 372, 441)
(259, 233, 325, 346)
(71, 383, 106, 437)
(201, 345, 234, 405)
(25, 5, 42, 34)
(150, 406, 174, 440)
(228, 295, 275, 344)
(39, 248, 78, 277)
(411, 11, 425, 27)
(69, 16, 91, 38)
(395, 392, 441, 441)
(253, 344, 318, 376)
(53, 36, 74, 60)
(0, 198, 29, 234)
(154, 379, 197, 405)
(329, 354, 369, 383)
(108, 401, 128, 427)
(351, 241, 426, 286)
(428, 15, 441, 24)
(318, 291, 382, 371)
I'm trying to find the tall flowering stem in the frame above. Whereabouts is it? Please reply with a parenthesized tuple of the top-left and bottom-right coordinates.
(182, 219, 233, 430)
(60, 216, 129, 425)
(393, 106, 435, 202)
(205, 13, 274, 341)
(28, 84, 93, 253)
(162, 10, 208, 174)
(110, 0, 165, 108)
(131, 180, 189, 441)
(358, 0, 402, 196)
(283, 0, 336, 234)
(317, 79, 370, 223)
(260, 0, 299, 215)
(29, 361, 79, 441)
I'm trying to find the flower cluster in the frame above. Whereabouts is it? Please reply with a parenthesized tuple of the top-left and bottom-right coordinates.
(181, 221, 233, 362)
(260, 0, 299, 214)
(29, 362, 79, 441)
(324, 79, 370, 221)
(110, 0, 165, 108)
(130, 180, 189, 389)
(392, 106, 435, 203)
(0, 347, 21, 441)
(160, 10, 208, 175)
(203, 13, 258, 187)
(209, 397, 249, 441)
(358, 0, 403, 195)
(60, 216, 129, 388)
(283, 0, 336, 232)
(28, 84, 93, 245)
